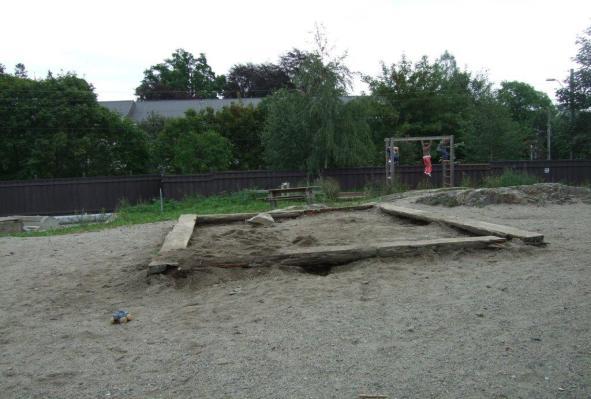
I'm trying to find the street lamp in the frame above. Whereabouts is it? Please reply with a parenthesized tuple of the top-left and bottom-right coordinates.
(543, 78, 563, 160)
(546, 69, 576, 159)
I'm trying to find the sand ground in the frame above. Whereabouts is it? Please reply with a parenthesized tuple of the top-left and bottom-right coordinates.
(0, 199, 590, 398)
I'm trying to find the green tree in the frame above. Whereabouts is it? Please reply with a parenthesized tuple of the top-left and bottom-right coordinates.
(367, 52, 474, 161)
(0, 72, 149, 179)
(556, 25, 591, 158)
(497, 81, 552, 158)
(14, 63, 27, 78)
(153, 110, 233, 173)
(222, 63, 291, 98)
(263, 29, 373, 174)
(173, 130, 232, 173)
(136, 49, 225, 100)
(203, 104, 266, 169)
(462, 95, 525, 162)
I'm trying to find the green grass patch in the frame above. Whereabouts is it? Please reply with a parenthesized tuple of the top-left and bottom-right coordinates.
(4, 189, 376, 237)
(482, 169, 540, 188)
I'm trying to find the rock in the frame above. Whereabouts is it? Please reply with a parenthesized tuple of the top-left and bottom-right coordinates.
(246, 213, 275, 226)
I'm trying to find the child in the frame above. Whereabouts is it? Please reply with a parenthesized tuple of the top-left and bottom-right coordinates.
(392, 146, 400, 166)
(437, 139, 450, 161)
(421, 140, 432, 177)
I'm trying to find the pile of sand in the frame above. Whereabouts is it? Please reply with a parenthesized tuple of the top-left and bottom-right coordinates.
(186, 209, 461, 259)
(415, 183, 591, 207)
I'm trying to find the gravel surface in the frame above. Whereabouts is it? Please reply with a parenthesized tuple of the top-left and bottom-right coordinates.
(1, 200, 590, 398)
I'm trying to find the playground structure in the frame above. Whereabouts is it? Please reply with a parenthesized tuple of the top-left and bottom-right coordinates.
(385, 135, 455, 187)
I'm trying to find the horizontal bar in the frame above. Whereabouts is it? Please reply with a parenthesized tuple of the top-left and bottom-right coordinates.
(385, 135, 453, 142)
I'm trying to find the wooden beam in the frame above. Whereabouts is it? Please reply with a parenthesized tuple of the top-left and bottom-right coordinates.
(386, 135, 453, 142)
(195, 204, 376, 225)
(379, 204, 544, 245)
(159, 214, 197, 253)
(181, 236, 506, 271)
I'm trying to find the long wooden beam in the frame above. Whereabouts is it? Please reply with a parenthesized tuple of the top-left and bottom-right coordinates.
(385, 136, 452, 142)
(159, 214, 196, 253)
(379, 204, 544, 245)
(180, 236, 506, 271)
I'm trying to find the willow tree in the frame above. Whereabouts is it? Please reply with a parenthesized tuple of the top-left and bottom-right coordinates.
(262, 28, 374, 175)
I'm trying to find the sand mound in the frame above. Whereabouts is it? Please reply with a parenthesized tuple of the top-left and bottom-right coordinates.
(415, 183, 591, 207)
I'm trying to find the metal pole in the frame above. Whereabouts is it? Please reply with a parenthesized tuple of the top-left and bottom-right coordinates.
(449, 135, 455, 187)
(569, 68, 575, 159)
(546, 108, 551, 160)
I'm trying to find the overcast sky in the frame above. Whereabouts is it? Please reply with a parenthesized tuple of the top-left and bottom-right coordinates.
(2, 0, 589, 101)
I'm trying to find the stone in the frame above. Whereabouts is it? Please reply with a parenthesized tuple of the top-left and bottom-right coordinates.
(246, 213, 275, 226)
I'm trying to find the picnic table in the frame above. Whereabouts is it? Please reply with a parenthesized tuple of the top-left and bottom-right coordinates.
(267, 186, 320, 208)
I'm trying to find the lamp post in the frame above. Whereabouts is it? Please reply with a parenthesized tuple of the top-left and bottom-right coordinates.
(546, 69, 576, 159)
(544, 78, 562, 160)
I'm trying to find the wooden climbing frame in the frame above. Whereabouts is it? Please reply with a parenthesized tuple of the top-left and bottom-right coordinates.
(385, 135, 455, 187)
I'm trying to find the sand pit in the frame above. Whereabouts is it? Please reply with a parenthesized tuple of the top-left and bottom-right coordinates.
(187, 209, 463, 259)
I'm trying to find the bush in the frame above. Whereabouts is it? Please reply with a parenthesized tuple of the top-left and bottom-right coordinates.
(318, 177, 341, 201)
(483, 169, 539, 188)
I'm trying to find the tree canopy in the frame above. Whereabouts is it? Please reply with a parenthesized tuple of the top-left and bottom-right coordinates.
(135, 49, 225, 100)
(0, 71, 149, 179)
(263, 35, 373, 175)
(222, 49, 312, 98)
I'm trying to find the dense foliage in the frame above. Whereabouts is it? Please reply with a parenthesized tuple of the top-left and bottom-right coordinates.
(135, 49, 225, 100)
(0, 71, 149, 179)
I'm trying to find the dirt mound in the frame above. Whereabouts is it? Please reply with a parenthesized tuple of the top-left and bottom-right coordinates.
(292, 235, 319, 247)
(415, 183, 591, 207)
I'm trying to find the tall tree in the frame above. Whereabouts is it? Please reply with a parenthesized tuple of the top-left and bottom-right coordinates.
(279, 48, 312, 82)
(0, 72, 149, 179)
(135, 49, 225, 100)
(263, 29, 373, 174)
(14, 63, 27, 78)
(152, 109, 232, 173)
(367, 52, 475, 162)
(556, 25, 591, 158)
(222, 63, 291, 98)
(497, 81, 552, 158)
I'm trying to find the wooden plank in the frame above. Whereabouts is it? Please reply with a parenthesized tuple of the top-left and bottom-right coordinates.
(159, 214, 197, 253)
(182, 235, 506, 271)
(388, 135, 452, 142)
(379, 204, 544, 244)
(195, 204, 375, 225)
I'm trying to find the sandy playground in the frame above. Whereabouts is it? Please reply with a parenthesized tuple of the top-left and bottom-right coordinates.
(0, 189, 590, 398)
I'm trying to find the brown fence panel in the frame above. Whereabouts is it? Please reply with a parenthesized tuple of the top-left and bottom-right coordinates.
(162, 170, 308, 200)
(1, 161, 590, 216)
(0, 175, 161, 216)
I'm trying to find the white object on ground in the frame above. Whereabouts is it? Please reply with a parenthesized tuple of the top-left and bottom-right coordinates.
(246, 213, 275, 226)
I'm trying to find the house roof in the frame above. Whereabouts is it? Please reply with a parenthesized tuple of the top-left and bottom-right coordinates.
(99, 96, 358, 122)
(99, 100, 135, 117)
(132, 98, 263, 121)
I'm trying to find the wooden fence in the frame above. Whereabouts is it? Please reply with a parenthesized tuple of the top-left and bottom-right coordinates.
(1, 160, 590, 216)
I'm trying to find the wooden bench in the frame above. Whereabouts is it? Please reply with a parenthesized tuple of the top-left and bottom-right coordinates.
(267, 186, 319, 208)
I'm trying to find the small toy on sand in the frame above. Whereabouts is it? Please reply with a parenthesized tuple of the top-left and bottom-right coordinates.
(111, 310, 133, 324)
